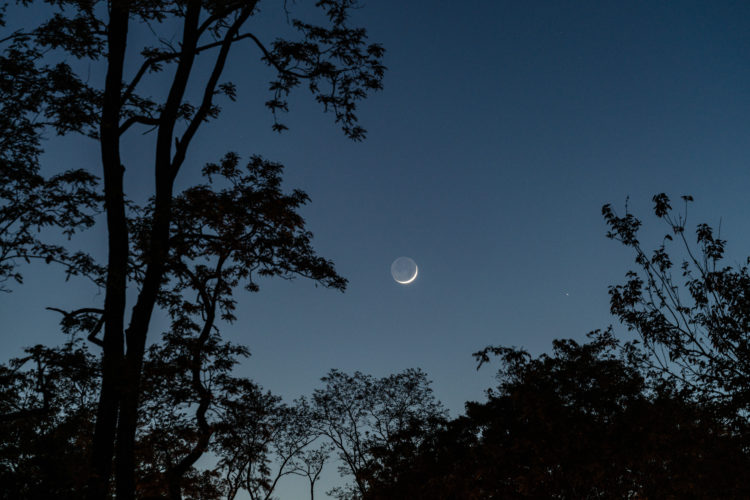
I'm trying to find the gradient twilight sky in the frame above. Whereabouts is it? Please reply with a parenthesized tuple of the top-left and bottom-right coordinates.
(2, 1, 750, 494)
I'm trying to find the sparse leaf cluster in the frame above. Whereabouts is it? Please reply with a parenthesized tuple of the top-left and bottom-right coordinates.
(604, 194, 750, 416)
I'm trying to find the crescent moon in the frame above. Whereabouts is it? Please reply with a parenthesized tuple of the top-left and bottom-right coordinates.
(395, 264, 418, 284)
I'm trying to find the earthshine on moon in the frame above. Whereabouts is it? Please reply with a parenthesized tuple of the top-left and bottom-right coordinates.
(391, 257, 418, 285)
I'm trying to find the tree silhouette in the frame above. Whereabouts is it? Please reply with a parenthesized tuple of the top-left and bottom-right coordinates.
(0, 332, 322, 499)
(289, 443, 333, 500)
(5, 329, 750, 498)
(215, 396, 319, 500)
(136, 331, 252, 500)
(604, 194, 750, 420)
(363, 331, 750, 498)
(1, 1, 384, 498)
(0, 340, 98, 499)
(310, 369, 446, 499)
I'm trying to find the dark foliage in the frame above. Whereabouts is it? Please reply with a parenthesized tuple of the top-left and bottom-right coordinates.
(0, 4, 102, 291)
(0, 340, 98, 500)
(0, 335, 319, 500)
(364, 331, 750, 499)
(311, 368, 447, 499)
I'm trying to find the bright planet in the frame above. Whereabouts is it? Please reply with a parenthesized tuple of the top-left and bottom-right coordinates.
(391, 257, 418, 285)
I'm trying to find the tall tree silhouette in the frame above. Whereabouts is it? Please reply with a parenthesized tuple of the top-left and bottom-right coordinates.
(0, 1, 384, 498)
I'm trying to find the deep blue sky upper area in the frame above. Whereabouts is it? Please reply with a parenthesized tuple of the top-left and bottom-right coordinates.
(2, 0, 750, 447)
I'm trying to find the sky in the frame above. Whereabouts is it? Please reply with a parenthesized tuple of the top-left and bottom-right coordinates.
(2, 0, 750, 496)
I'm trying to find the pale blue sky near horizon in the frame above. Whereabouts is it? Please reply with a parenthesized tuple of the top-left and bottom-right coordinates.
(2, 0, 750, 496)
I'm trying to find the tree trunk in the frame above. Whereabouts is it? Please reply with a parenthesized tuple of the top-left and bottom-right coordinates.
(87, 2, 129, 499)
(114, 3, 202, 498)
